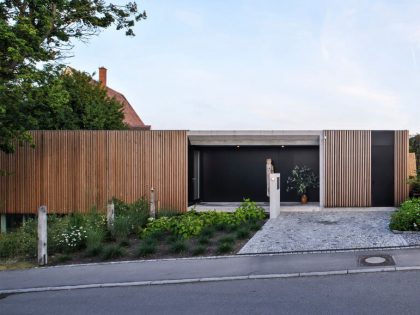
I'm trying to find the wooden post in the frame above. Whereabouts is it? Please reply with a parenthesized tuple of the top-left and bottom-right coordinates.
(107, 201, 115, 231)
(0, 214, 6, 234)
(37, 206, 47, 266)
(150, 188, 156, 218)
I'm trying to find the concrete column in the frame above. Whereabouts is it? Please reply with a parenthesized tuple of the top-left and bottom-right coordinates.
(150, 188, 156, 218)
(269, 173, 281, 219)
(38, 206, 48, 266)
(107, 201, 115, 231)
(319, 132, 325, 208)
(0, 214, 6, 234)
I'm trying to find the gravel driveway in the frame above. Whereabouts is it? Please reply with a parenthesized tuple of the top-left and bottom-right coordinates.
(239, 211, 420, 254)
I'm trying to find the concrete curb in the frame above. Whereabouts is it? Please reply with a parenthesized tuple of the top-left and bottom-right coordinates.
(1, 265, 420, 295)
(12, 244, 419, 273)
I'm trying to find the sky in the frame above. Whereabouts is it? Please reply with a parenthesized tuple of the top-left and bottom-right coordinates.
(69, 0, 420, 133)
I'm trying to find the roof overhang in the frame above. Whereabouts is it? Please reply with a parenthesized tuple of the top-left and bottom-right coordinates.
(187, 130, 322, 146)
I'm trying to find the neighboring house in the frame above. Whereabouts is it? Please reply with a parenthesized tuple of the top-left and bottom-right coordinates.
(97, 67, 150, 130)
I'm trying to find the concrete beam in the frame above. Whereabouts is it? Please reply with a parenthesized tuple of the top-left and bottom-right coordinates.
(188, 130, 322, 146)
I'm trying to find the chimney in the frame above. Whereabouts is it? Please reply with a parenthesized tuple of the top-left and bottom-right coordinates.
(99, 67, 107, 87)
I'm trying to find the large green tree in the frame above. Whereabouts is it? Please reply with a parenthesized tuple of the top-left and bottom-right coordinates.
(27, 68, 127, 130)
(0, 0, 146, 153)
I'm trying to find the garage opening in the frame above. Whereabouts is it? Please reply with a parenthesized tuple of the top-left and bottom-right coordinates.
(188, 145, 319, 204)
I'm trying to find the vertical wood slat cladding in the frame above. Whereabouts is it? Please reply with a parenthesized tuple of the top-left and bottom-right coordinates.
(0, 131, 188, 214)
(324, 130, 372, 207)
(394, 130, 409, 206)
(408, 153, 417, 177)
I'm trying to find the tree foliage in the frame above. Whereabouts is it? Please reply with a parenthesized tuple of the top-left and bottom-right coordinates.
(30, 68, 127, 130)
(0, 0, 146, 153)
(410, 134, 420, 172)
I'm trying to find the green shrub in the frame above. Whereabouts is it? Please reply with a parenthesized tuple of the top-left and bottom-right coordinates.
(101, 245, 124, 260)
(170, 239, 187, 253)
(390, 198, 420, 231)
(142, 216, 173, 239)
(113, 215, 131, 242)
(0, 219, 37, 259)
(217, 242, 233, 254)
(236, 227, 250, 239)
(56, 225, 88, 253)
(172, 214, 204, 239)
(48, 215, 71, 254)
(56, 254, 72, 263)
(86, 227, 105, 250)
(85, 244, 104, 257)
(248, 221, 262, 231)
(113, 197, 150, 234)
(200, 226, 215, 238)
(137, 238, 157, 256)
(192, 245, 206, 256)
(142, 199, 265, 240)
(235, 199, 266, 223)
(219, 236, 235, 244)
(198, 235, 210, 245)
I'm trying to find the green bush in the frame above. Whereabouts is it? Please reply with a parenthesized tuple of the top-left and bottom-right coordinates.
(198, 235, 210, 245)
(217, 242, 233, 254)
(0, 219, 37, 258)
(236, 227, 250, 239)
(85, 244, 104, 257)
(390, 198, 420, 231)
(142, 199, 265, 240)
(137, 238, 157, 256)
(170, 239, 187, 253)
(113, 215, 131, 242)
(200, 226, 215, 238)
(101, 245, 124, 260)
(86, 227, 106, 251)
(192, 245, 206, 256)
(219, 236, 235, 244)
(113, 197, 149, 234)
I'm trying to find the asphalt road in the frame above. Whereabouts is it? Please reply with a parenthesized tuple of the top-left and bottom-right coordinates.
(1, 270, 419, 315)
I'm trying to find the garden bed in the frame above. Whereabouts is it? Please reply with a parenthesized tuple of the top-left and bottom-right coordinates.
(0, 199, 267, 268)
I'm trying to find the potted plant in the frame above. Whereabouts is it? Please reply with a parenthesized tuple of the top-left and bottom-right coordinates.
(286, 165, 318, 204)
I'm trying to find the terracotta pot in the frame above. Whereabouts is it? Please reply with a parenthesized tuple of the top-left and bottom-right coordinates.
(300, 194, 308, 204)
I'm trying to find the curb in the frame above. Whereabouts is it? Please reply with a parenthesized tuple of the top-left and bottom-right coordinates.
(14, 245, 420, 272)
(1, 265, 420, 295)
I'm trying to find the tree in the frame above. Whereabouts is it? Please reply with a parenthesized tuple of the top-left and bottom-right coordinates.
(27, 69, 127, 130)
(0, 0, 146, 153)
(410, 134, 420, 172)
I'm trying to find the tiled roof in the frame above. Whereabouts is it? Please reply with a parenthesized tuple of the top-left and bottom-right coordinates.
(105, 86, 150, 130)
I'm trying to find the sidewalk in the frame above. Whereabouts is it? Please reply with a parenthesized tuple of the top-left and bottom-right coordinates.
(1, 248, 420, 293)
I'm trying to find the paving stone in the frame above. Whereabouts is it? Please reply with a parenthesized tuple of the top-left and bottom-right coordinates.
(239, 211, 420, 254)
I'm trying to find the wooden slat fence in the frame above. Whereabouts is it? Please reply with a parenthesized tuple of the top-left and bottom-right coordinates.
(0, 130, 188, 214)
(324, 130, 372, 207)
(394, 130, 410, 206)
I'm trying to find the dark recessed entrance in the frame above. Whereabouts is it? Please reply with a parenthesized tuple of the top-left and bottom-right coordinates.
(188, 146, 319, 203)
(371, 131, 394, 207)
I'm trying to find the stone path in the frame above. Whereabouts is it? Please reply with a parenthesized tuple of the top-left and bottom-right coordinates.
(239, 211, 420, 254)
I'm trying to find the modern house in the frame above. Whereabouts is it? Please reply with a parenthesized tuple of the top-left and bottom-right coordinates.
(188, 130, 412, 208)
(0, 129, 414, 218)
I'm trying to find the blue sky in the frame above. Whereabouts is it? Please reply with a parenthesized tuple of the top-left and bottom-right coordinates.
(69, 1, 420, 133)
